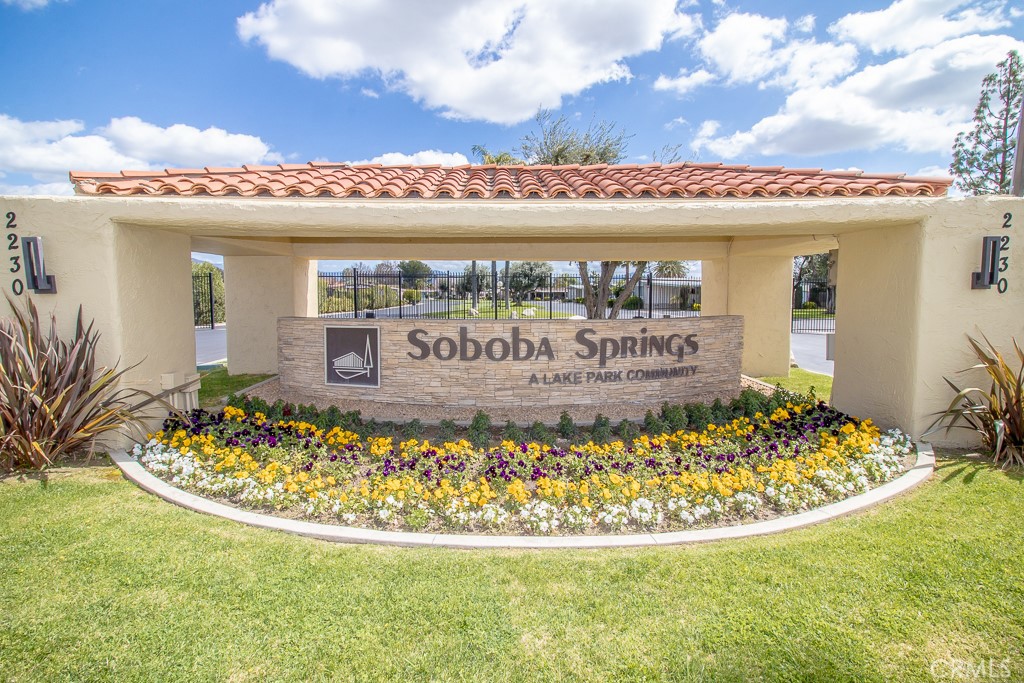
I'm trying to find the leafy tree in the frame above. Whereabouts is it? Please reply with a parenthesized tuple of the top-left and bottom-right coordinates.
(458, 263, 491, 298)
(951, 50, 1023, 195)
(793, 254, 830, 282)
(374, 260, 399, 276)
(473, 112, 686, 318)
(397, 260, 432, 288)
(471, 145, 525, 165)
(508, 261, 553, 304)
(576, 261, 648, 320)
(191, 261, 225, 324)
(519, 110, 631, 165)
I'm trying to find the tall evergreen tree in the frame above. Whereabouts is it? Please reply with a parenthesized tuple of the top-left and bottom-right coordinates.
(950, 51, 1022, 195)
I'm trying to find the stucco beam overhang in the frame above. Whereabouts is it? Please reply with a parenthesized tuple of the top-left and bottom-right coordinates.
(727, 235, 842, 257)
(287, 237, 731, 260)
(90, 196, 947, 240)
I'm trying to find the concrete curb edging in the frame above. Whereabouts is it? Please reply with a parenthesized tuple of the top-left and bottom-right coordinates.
(109, 444, 935, 549)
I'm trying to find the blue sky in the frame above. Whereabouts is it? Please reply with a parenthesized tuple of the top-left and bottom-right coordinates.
(2, 0, 1022, 273)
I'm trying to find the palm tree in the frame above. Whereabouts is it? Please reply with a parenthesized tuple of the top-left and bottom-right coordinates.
(652, 261, 687, 277)
(471, 145, 525, 165)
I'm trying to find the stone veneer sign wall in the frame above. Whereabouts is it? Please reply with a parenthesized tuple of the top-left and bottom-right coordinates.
(278, 316, 743, 408)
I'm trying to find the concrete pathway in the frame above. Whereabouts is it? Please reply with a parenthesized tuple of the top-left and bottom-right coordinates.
(195, 324, 227, 365)
(791, 333, 834, 376)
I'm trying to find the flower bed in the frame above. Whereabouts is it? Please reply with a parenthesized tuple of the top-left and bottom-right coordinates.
(132, 402, 913, 535)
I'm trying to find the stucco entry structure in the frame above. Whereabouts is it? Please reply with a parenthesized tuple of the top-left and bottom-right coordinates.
(1, 162, 1021, 448)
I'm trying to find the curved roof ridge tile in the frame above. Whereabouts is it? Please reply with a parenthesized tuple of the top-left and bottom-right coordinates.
(69, 161, 953, 198)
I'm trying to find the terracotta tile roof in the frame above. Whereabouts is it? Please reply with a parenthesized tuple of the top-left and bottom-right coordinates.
(68, 162, 951, 199)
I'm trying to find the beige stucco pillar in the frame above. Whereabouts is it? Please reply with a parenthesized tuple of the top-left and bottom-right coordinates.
(700, 255, 791, 376)
(831, 223, 922, 431)
(700, 259, 728, 316)
(224, 256, 317, 374)
(113, 225, 196, 396)
(726, 254, 792, 377)
(832, 198, 1024, 443)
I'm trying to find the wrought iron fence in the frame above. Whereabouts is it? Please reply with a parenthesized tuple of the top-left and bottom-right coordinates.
(791, 278, 835, 333)
(318, 270, 702, 320)
(192, 272, 215, 328)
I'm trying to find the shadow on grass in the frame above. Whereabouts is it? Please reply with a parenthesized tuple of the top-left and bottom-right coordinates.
(935, 452, 1024, 486)
(0, 451, 113, 484)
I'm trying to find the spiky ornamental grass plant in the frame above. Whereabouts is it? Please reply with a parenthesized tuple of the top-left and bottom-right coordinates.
(0, 297, 165, 470)
(929, 335, 1024, 468)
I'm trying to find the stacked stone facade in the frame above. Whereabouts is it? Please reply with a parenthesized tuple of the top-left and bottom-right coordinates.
(278, 316, 743, 408)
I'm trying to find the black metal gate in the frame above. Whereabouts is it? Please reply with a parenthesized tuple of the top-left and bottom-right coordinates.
(192, 272, 216, 329)
(791, 279, 835, 333)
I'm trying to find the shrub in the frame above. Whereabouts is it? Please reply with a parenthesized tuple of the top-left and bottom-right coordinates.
(0, 298, 166, 469)
(557, 411, 576, 439)
(591, 414, 613, 443)
(469, 410, 492, 434)
(692, 302, 701, 311)
(660, 402, 688, 432)
(644, 410, 668, 436)
(928, 334, 1023, 467)
(502, 420, 525, 444)
(801, 300, 819, 309)
(616, 419, 640, 443)
(438, 419, 457, 443)
(529, 421, 554, 444)
(468, 427, 490, 450)
(402, 419, 424, 440)
(710, 398, 731, 424)
(402, 289, 421, 305)
(733, 389, 768, 419)
(685, 402, 713, 431)
(609, 294, 643, 310)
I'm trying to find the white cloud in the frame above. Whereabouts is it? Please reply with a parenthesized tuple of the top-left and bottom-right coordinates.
(794, 14, 815, 33)
(0, 114, 282, 194)
(1, 0, 62, 9)
(763, 39, 859, 89)
(344, 150, 471, 166)
(691, 32, 1024, 159)
(664, 116, 688, 130)
(237, 0, 700, 124)
(654, 68, 715, 96)
(0, 181, 73, 196)
(360, 88, 380, 99)
(697, 12, 788, 83)
(830, 0, 1010, 54)
(100, 117, 282, 168)
(914, 164, 953, 178)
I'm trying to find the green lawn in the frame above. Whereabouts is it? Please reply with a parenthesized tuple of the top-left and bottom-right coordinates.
(425, 301, 577, 319)
(197, 365, 274, 408)
(792, 309, 835, 319)
(760, 367, 834, 400)
(2, 455, 1022, 681)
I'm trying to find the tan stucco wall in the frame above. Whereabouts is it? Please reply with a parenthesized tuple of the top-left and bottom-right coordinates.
(727, 255, 792, 377)
(0, 198, 195, 389)
(2, 192, 1021, 450)
(224, 255, 316, 374)
(832, 223, 923, 430)
(832, 199, 1024, 441)
(699, 255, 791, 376)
